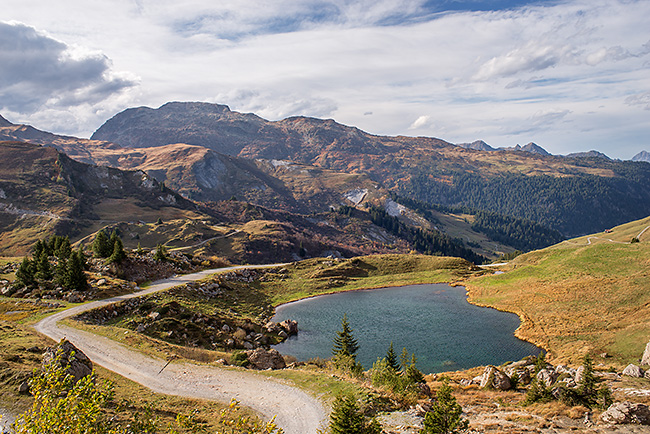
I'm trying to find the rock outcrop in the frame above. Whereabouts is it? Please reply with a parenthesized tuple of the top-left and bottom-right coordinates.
(479, 366, 512, 390)
(42, 339, 93, 382)
(601, 402, 650, 425)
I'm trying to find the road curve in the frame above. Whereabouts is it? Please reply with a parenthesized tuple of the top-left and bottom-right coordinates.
(34, 265, 328, 434)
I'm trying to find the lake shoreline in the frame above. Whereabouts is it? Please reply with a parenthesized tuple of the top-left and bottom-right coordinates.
(272, 276, 544, 365)
(273, 282, 541, 373)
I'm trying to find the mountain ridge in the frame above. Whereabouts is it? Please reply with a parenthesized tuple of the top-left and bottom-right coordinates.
(88, 102, 650, 237)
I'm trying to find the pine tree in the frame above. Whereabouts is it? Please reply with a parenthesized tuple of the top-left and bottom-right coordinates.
(92, 231, 112, 258)
(35, 250, 53, 282)
(329, 394, 366, 434)
(54, 236, 72, 261)
(386, 342, 400, 371)
(153, 244, 167, 262)
(332, 314, 359, 358)
(107, 237, 126, 264)
(64, 251, 87, 291)
(422, 379, 469, 434)
(15, 257, 36, 288)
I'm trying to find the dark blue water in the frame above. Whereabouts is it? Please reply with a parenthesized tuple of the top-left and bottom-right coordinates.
(272, 283, 540, 373)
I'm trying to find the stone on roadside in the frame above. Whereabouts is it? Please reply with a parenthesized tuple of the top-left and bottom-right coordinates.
(244, 348, 286, 370)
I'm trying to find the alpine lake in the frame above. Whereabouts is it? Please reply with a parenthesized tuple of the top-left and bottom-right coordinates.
(273, 283, 541, 374)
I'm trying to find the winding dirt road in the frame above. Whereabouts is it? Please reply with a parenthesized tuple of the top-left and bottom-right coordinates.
(34, 266, 328, 434)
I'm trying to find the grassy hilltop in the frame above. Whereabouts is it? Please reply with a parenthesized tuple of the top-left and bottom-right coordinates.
(467, 216, 650, 366)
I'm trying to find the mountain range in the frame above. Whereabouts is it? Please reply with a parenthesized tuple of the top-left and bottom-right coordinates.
(1, 102, 650, 260)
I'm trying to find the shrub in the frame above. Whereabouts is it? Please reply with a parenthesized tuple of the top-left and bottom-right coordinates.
(329, 394, 382, 434)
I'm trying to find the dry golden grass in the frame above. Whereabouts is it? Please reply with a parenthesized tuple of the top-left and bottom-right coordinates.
(467, 217, 650, 366)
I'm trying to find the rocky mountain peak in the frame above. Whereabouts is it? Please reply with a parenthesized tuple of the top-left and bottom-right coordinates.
(565, 150, 611, 160)
(521, 142, 551, 155)
(0, 114, 13, 127)
(456, 140, 496, 151)
(632, 150, 650, 163)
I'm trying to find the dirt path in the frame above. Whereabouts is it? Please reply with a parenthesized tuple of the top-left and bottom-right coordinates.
(34, 266, 328, 434)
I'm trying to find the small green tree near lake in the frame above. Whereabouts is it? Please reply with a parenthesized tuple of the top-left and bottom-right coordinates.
(328, 394, 382, 434)
(386, 342, 400, 371)
(332, 314, 363, 375)
(370, 346, 424, 404)
(421, 378, 469, 434)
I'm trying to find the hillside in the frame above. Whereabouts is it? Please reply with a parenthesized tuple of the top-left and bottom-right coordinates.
(0, 141, 198, 255)
(91, 102, 650, 237)
(466, 215, 650, 365)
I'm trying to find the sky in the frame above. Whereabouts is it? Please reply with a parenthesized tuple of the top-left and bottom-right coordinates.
(1, 0, 649, 159)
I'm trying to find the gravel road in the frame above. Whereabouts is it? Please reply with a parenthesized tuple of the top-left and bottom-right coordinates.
(34, 266, 328, 434)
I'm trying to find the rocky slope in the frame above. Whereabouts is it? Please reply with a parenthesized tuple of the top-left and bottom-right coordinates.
(0, 141, 195, 255)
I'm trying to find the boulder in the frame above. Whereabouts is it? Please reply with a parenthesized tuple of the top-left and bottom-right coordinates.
(245, 348, 286, 370)
(601, 401, 650, 425)
(622, 364, 645, 378)
(480, 366, 511, 390)
(42, 340, 93, 383)
(18, 380, 30, 394)
(279, 319, 298, 336)
(642, 340, 650, 366)
(537, 368, 558, 388)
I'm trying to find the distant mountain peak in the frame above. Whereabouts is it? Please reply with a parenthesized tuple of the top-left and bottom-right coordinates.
(632, 150, 650, 163)
(565, 150, 611, 160)
(456, 140, 496, 152)
(0, 114, 12, 127)
(521, 142, 551, 155)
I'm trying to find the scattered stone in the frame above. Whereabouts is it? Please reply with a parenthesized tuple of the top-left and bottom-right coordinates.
(96, 278, 107, 286)
(243, 341, 254, 350)
(601, 401, 650, 425)
(148, 311, 160, 321)
(233, 328, 247, 341)
(245, 348, 286, 370)
(67, 292, 82, 303)
(622, 364, 645, 378)
(42, 340, 93, 383)
(600, 352, 610, 359)
(221, 324, 231, 333)
(136, 324, 146, 333)
(215, 359, 227, 365)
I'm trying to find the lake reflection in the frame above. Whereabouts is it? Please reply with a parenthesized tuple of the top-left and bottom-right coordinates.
(272, 283, 540, 373)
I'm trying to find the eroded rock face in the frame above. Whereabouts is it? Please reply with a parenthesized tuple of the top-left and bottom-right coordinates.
(42, 339, 93, 382)
(244, 348, 286, 370)
(480, 366, 511, 390)
(601, 401, 650, 425)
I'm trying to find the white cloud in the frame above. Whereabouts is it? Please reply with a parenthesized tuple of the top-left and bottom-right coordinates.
(0, 21, 138, 134)
(409, 115, 431, 130)
(0, 0, 649, 158)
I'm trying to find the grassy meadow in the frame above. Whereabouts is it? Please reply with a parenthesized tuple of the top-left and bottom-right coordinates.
(467, 216, 650, 366)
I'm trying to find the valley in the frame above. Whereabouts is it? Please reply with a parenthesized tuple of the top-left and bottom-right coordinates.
(1, 103, 650, 433)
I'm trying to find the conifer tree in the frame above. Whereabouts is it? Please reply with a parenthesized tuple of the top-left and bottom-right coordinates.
(35, 250, 53, 282)
(107, 237, 126, 264)
(422, 379, 469, 434)
(386, 342, 400, 371)
(92, 230, 111, 258)
(64, 251, 87, 291)
(54, 236, 72, 261)
(153, 244, 167, 261)
(15, 257, 36, 288)
(332, 314, 359, 358)
(329, 394, 381, 434)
